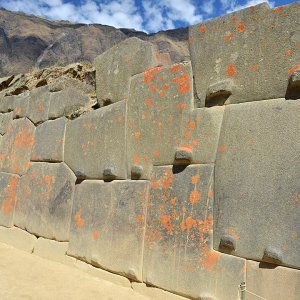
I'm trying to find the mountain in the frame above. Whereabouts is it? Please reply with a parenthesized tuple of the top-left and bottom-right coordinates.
(0, 8, 189, 77)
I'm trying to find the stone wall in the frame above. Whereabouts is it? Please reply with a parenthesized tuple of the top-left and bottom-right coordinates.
(0, 3, 299, 300)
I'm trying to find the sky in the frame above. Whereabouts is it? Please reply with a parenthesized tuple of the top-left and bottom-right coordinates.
(0, 0, 298, 33)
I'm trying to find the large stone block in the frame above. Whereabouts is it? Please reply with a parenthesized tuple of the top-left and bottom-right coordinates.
(13, 93, 30, 119)
(0, 95, 15, 113)
(127, 63, 194, 178)
(246, 260, 300, 300)
(179, 106, 225, 164)
(94, 37, 159, 106)
(0, 118, 35, 175)
(189, 3, 300, 106)
(214, 99, 300, 269)
(31, 117, 67, 162)
(0, 112, 13, 135)
(27, 86, 51, 124)
(64, 101, 127, 179)
(67, 180, 149, 281)
(143, 165, 245, 300)
(34, 237, 74, 266)
(14, 162, 76, 241)
(0, 173, 19, 227)
(0, 226, 37, 253)
(48, 88, 96, 119)
(127, 62, 224, 179)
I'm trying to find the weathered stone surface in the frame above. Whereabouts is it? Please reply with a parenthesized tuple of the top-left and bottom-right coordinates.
(0, 118, 35, 175)
(0, 95, 15, 112)
(48, 77, 94, 93)
(132, 282, 188, 300)
(143, 165, 245, 300)
(14, 162, 76, 241)
(31, 117, 67, 162)
(48, 87, 96, 119)
(94, 37, 159, 106)
(214, 99, 300, 269)
(189, 2, 300, 106)
(0, 226, 37, 253)
(246, 260, 300, 300)
(127, 63, 193, 178)
(13, 93, 30, 119)
(67, 180, 149, 281)
(0, 173, 19, 227)
(0, 112, 13, 135)
(127, 63, 224, 178)
(178, 106, 224, 164)
(34, 237, 74, 265)
(64, 101, 127, 179)
(74, 260, 131, 288)
(27, 86, 51, 124)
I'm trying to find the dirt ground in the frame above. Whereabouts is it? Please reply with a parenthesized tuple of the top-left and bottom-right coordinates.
(0, 242, 152, 300)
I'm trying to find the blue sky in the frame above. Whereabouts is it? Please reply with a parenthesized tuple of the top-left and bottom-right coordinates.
(0, 0, 298, 33)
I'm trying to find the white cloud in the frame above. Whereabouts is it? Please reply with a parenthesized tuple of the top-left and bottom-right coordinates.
(0, 0, 225, 33)
(0, 0, 144, 30)
(220, 0, 275, 13)
(141, 0, 203, 32)
(201, 0, 216, 15)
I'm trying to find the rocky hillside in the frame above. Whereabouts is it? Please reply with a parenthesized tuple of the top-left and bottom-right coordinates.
(0, 8, 189, 77)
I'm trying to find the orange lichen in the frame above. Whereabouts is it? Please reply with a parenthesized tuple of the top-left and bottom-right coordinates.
(186, 216, 198, 232)
(199, 215, 213, 244)
(226, 64, 237, 77)
(171, 65, 183, 73)
(192, 139, 199, 146)
(75, 210, 85, 228)
(230, 16, 237, 23)
(2, 176, 19, 215)
(154, 150, 160, 158)
(150, 84, 158, 92)
(288, 64, 300, 76)
(249, 65, 260, 71)
(144, 67, 163, 84)
(176, 103, 187, 109)
(172, 73, 191, 94)
(198, 25, 206, 33)
(224, 227, 240, 240)
(167, 117, 173, 123)
(200, 246, 220, 270)
(274, 6, 284, 13)
(136, 214, 145, 223)
(191, 174, 200, 184)
(207, 188, 213, 198)
(188, 121, 196, 130)
(160, 215, 174, 234)
(144, 98, 155, 108)
(237, 22, 246, 33)
(92, 231, 100, 240)
(134, 131, 141, 139)
(133, 154, 140, 164)
(284, 49, 293, 56)
(189, 190, 202, 205)
(219, 145, 227, 152)
(150, 181, 159, 189)
(161, 170, 173, 190)
(224, 33, 234, 42)
(13, 129, 35, 149)
(170, 197, 177, 206)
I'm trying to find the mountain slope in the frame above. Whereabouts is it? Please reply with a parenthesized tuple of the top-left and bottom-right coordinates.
(0, 8, 189, 77)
